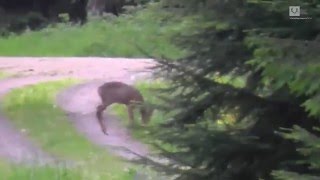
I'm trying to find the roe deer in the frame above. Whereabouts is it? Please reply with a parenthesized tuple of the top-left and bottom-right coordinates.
(96, 81, 153, 135)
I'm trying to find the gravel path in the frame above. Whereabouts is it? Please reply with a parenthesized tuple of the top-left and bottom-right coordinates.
(0, 57, 154, 79)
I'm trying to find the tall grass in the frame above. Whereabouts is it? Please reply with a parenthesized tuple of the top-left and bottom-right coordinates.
(0, 3, 185, 58)
(1, 79, 138, 179)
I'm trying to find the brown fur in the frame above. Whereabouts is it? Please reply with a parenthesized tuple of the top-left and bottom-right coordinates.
(96, 81, 153, 135)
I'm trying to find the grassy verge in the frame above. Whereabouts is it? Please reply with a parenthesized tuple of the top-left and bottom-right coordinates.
(0, 163, 138, 180)
(0, 3, 185, 58)
(1, 79, 140, 179)
(0, 71, 12, 79)
(0, 72, 7, 79)
(0, 161, 86, 180)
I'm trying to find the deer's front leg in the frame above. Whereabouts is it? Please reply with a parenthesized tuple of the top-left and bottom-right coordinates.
(96, 104, 108, 135)
(127, 104, 135, 126)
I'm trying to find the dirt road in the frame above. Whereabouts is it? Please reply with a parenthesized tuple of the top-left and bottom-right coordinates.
(0, 57, 154, 80)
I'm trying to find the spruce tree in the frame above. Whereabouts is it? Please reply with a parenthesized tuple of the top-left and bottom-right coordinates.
(151, 0, 320, 179)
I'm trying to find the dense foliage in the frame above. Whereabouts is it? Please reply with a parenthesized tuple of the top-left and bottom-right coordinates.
(153, 0, 320, 179)
(0, 0, 88, 35)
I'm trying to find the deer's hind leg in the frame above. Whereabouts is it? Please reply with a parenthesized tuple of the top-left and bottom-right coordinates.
(127, 104, 135, 126)
(96, 104, 108, 135)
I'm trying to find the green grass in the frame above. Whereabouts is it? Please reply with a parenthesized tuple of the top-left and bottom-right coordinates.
(0, 160, 138, 180)
(0, 162, 83, 180)
(1, 79, 140, 179)
(0, 3, 185, 58)
(0, 71, 11, 79)
(0, 72, 7, 79)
